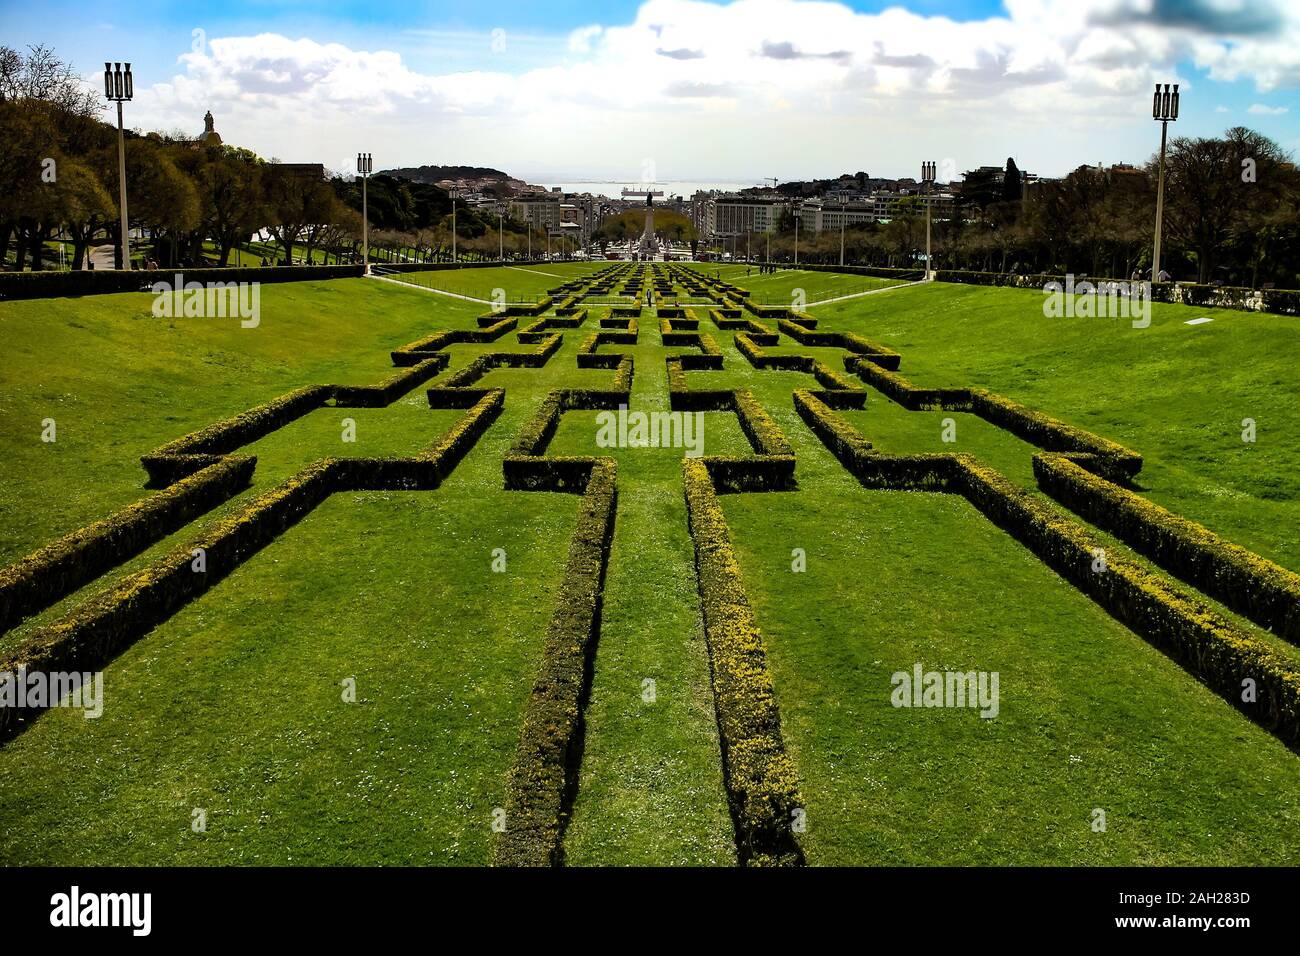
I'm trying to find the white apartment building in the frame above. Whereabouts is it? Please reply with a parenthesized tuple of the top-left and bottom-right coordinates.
(711, 196, 788, 238)
(509, 195, 562, 231)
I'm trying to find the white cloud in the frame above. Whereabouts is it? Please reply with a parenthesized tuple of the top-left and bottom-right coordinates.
(1248, 103, 1289, 115)
(568, 25, 603, 54)
(124, 0, 1300, 178)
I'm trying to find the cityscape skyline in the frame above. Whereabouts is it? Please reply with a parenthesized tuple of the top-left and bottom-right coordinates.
(3, 0, 1297, 181)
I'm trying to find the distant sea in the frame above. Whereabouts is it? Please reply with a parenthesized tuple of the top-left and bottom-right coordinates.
(539, 181, 758, 199)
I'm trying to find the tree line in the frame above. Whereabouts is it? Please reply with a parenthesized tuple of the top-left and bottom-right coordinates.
(742, 134, 1299, 287)
(0, 46, 548, 271)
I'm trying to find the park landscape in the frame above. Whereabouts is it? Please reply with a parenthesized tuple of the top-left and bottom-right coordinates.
(1, 260, 1297, 867)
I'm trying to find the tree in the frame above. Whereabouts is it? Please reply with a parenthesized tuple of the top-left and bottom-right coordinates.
(263, 166, 335, 265)
(200, 148, 265, 266)
(1160, 127, 1290, 283)
(121, 138, 200, 267)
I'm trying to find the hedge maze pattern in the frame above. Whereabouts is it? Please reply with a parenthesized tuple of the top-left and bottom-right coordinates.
(2, 260, 1298, 866)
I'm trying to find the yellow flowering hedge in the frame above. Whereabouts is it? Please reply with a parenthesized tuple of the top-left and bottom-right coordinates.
(1035, 453, 1300, 643)
(141, 384, 332, 486)
(495, 460, 617, 866)
(957, 456, 1300, 745)
(682, 458, 805, 866)
(0, 455, 255, 634)
(2, 393, 508, 743)
(332, 355, 448, 407)
(843, 355, 973, 411)
(970, 389, 1142, 481)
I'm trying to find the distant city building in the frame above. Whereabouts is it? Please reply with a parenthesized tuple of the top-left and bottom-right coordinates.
(509, 193, 562, 231)
(710, 196, 788, 238)
(268, 162, 327, 181)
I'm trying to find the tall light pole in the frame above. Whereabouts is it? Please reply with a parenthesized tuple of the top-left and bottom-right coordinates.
(498, 204, 504, 261)
(356, 152, 372, 273)
(921, 160, 936, 280)
(449, 186, 459, 262)
(794, 201, 801, 267)
(1151, 83, 1179, 282)
(103, 62, 133, 270)
(839, 195, 847, 267)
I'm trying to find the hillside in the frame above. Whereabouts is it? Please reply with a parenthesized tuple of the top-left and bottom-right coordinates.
(379, 164, 511, 184)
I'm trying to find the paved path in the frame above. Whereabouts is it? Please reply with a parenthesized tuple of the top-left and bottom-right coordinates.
(805, 279, 927, 308)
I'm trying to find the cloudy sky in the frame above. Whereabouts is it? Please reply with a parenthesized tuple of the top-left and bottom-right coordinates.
(5, 0, 1298, 183)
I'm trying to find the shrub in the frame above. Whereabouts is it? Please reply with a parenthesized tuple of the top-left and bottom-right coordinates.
(495, 460, 617, 866)
(682, 458, 804, 866)
(1035, 453, 1300, 643)
(0, 456, 255, 633)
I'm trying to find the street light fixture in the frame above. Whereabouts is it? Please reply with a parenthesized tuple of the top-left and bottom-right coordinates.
(356, 152, 372, 273)
(449, 186, 460, 263)
(794, 200, 801, 267)
(921, 161, 936, 280)
(103, 62, 133, 270)
(839, 195, 847, 267)
(1151, 83, 1179, 282)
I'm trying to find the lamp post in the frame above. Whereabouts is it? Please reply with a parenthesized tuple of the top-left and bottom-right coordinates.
(794, 201, 801, 267)
(498, 204, 504, 261)
(1151, 83, 1179, 282)
(103, 62, 133, 270)
(449, 186, 459, 262)
(921, 161, 936, 280)
(356, 152, 372, 273)
(839, 195, 847, 267)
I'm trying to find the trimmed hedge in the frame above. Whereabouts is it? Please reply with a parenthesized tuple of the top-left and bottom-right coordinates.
(475, 297, 554, 325)
(142, 384, 331, 486)
(682, 458, 804, 866)
(794, 387, 1300, 749)
(844, 356, 970, 410)
(391, 317, 518, 365)
(332, 355, 448, 407)
(0, 459, 339, 742)
(0, 455, 255, 634)
(957, 455, 1300, 746)
(494, 459, 617, 866)
(1035, 453, 1300, 643)
(970, 388, 1142, 481)
(0, 392, 505, 742)
(0, 264, 363, 300)
(781, 322, 902, 370)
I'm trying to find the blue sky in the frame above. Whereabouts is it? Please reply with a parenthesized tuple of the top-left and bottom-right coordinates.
(3, 0, 1296, 182)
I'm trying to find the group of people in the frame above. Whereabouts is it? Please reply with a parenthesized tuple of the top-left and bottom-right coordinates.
(748, 263, 781, 275)
(1131, 267, 1173, 283)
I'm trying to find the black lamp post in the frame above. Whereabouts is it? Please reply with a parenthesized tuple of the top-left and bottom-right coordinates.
(1151, 83, 1179, 280)
(103, 62, 134, 269)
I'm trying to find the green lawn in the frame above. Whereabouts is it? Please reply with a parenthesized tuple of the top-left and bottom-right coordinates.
(0, 263, 1296, 865)
(708, 263, 911, 304)
(810, 281, 1300, 572)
